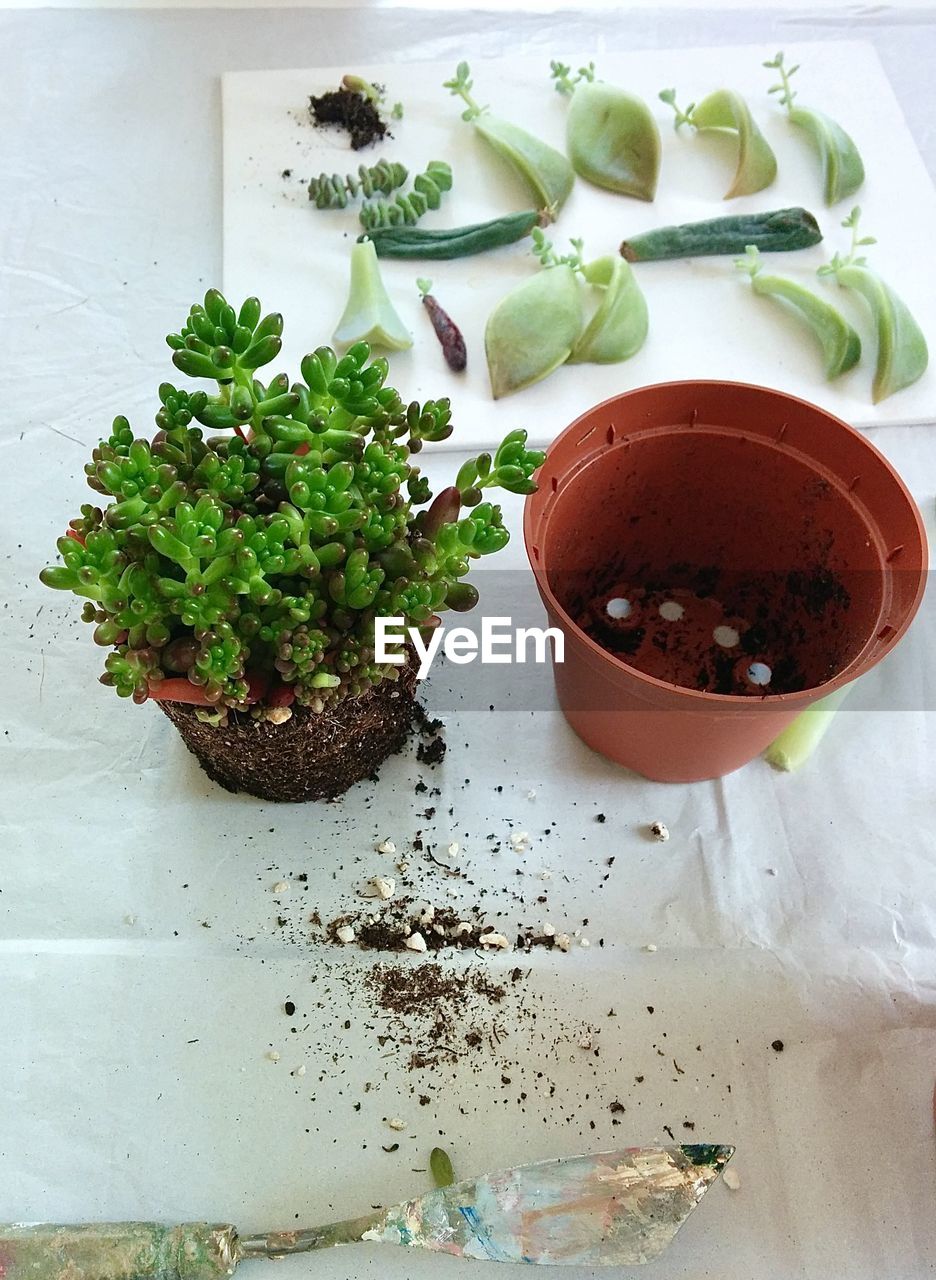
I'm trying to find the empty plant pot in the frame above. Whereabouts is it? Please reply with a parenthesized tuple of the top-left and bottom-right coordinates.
(523, 381, 927, 782)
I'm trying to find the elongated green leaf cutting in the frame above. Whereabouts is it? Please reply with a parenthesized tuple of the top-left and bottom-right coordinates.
(764, 685, 853, 770)
(764, 52, 864, 206)
(445, 63, 574, 219)
(473, 116, 575, 217)
(820, 208, 928, 402)
(737, 245, 860, 379)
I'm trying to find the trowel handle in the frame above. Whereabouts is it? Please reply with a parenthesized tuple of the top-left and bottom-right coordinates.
(0, 1223, 240, 1280)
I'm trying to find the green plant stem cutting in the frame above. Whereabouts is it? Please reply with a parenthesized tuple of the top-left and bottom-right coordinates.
(359, 161, 453, 231)
(361, 209, 541, 260)
(620, 208, 821, 262)
(308, 161, 409, 210)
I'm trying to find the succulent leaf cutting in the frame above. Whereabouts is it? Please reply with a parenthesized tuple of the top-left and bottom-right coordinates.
(444, 62, 574, 220)
(660, 86, 777, 199)
(40, 289, 544, 716)
(551, 60, 661, 202)
(764, 52, 864, 206)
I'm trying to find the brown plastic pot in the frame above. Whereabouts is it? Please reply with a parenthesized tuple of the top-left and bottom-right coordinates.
(523, 381, 927, 782)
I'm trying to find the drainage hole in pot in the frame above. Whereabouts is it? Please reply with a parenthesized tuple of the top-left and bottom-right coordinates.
(743, 661, 772, 687)
(605, 596, 633, 620)
(713, 625, 740, 649)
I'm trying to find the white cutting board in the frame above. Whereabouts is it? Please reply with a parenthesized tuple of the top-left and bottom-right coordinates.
(223, 41, 936, 447)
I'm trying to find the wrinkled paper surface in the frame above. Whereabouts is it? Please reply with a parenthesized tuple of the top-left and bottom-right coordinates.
(2, 7, 936, 1279)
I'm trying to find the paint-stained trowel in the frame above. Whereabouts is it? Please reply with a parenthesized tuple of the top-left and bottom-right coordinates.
(0, 1145, 733, 1275)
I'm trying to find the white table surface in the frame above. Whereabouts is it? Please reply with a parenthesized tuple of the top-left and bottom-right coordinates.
(2, 7, 936, 1280)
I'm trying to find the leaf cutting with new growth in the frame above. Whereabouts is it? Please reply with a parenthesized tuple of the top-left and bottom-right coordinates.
(485, 230, 648, 399)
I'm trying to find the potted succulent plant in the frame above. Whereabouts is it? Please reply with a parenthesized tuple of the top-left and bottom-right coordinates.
(524, 381, 927, 782)
(41, 290, 543, 802)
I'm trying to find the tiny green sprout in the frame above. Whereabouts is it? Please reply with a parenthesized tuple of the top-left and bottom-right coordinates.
(392, 102, 404, 119)
(416, 278, 432, 297)
(762, 51, 800, 112)
(341, 74, 383, 105)
(530, 227, 585, 271)
(659, 87, 696, 130)
(443, 60, 487, 122)
(41, 289, 544, 713)
(550, 60, 596, 96)
(818, 206, 877, 277)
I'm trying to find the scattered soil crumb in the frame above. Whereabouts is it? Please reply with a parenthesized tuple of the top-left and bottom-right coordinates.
(413, 704, 447, 765)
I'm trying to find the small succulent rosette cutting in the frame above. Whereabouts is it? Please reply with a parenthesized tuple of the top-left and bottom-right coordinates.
(41, 290, 543, 720)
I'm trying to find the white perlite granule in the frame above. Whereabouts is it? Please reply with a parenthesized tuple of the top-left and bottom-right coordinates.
(362, 876, 395, 901)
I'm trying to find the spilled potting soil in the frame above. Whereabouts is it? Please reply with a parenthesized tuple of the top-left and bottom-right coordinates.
(576, 563, 852, 695)
(308, 86, 389, 150)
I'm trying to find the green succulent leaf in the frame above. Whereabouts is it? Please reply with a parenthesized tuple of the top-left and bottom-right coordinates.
(472, 114, 574, 219)
(564, 79, 660, 201)
(833, 264, 927, 402)
(788, 107, 864, 206)
(334, 240, 412, 352)
(485, 264, 583, 399)
(689, 90, 778, 199)
(570, 256, 649, 365)
(737, 246, 861, 380)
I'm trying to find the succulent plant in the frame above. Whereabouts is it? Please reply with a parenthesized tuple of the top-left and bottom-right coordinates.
(41, 290, 544, 718)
